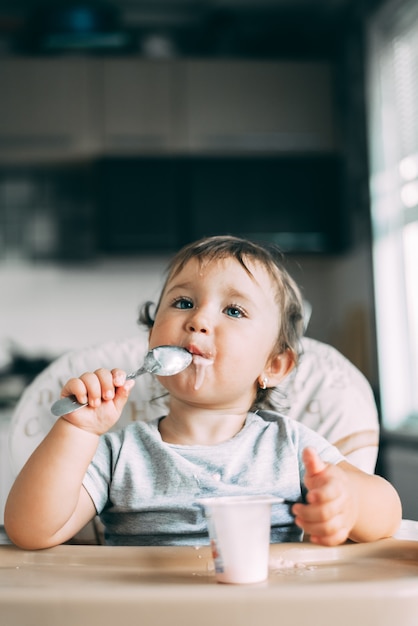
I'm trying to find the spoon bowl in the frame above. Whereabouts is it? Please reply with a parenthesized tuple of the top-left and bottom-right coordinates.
(143, 345, 193, 376)
(50, 345, 192, 417)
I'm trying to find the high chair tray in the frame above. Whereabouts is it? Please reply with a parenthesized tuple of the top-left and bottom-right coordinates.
(1, 539, 418, 626)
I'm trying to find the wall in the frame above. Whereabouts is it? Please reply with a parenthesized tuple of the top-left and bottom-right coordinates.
(287, 241, 377, 387)
(0, 256, 168, 361)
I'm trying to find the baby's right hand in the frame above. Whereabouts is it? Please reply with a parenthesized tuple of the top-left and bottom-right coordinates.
(59, 368, 135, 435)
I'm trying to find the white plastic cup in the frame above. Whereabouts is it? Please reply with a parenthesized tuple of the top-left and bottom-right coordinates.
(198, 495, 282, 584)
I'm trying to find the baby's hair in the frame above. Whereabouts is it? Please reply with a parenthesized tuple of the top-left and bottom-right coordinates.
(138, 235, 304, 410)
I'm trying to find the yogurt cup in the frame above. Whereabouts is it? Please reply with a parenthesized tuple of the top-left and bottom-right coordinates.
(198, 495, 283, 584)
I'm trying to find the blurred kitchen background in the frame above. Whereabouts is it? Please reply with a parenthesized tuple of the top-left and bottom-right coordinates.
(0, 0, 417, 520)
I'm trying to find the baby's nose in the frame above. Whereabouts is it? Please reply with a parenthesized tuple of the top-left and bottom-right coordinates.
(187, 308, 210, 334)
(187, 321, 208, 334)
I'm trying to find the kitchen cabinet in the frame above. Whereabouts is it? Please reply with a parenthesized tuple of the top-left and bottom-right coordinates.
(96, 157, 181, 250)
(0, 59, 101, 162)
(0, 58, 337, 161)
(184, 61, 337, 153)
(187, 155, 344, 251)
(101, 59, 185, 154)
(96, 153, 346, 255)
(101, 59, 337, 155)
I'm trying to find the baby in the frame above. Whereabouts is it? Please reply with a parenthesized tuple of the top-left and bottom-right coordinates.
(5, 235, 401, 548)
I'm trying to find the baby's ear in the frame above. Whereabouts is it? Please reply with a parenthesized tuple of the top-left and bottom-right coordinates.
(266, 350, 296, 386)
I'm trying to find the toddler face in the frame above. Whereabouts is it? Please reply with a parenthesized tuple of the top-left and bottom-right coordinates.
(149, 255, 282, 409)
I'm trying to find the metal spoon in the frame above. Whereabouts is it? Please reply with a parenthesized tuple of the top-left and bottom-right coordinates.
(50, 345, 192, 418)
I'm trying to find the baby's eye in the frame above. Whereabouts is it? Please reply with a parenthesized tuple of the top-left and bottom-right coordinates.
(172, 297, 194, 310)
(224, 305, 246, 318)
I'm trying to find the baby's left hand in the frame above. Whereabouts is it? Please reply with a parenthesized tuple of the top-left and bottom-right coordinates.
(292, 447, 358, 546)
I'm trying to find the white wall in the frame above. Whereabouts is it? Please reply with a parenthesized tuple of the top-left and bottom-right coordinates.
(0, 256, 169, 362)
(286, 242, 377, 387)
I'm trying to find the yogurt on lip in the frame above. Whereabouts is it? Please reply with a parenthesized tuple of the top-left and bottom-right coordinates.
(191, 354, 214, 390)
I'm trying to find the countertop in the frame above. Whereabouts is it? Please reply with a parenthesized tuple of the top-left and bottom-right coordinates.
(2, 540, 418, 626)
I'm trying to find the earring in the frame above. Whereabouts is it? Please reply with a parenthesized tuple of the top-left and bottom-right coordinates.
(260, 376, 268, 390)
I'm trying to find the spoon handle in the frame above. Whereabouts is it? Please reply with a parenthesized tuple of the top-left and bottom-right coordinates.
(50, 366, 147, 418)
